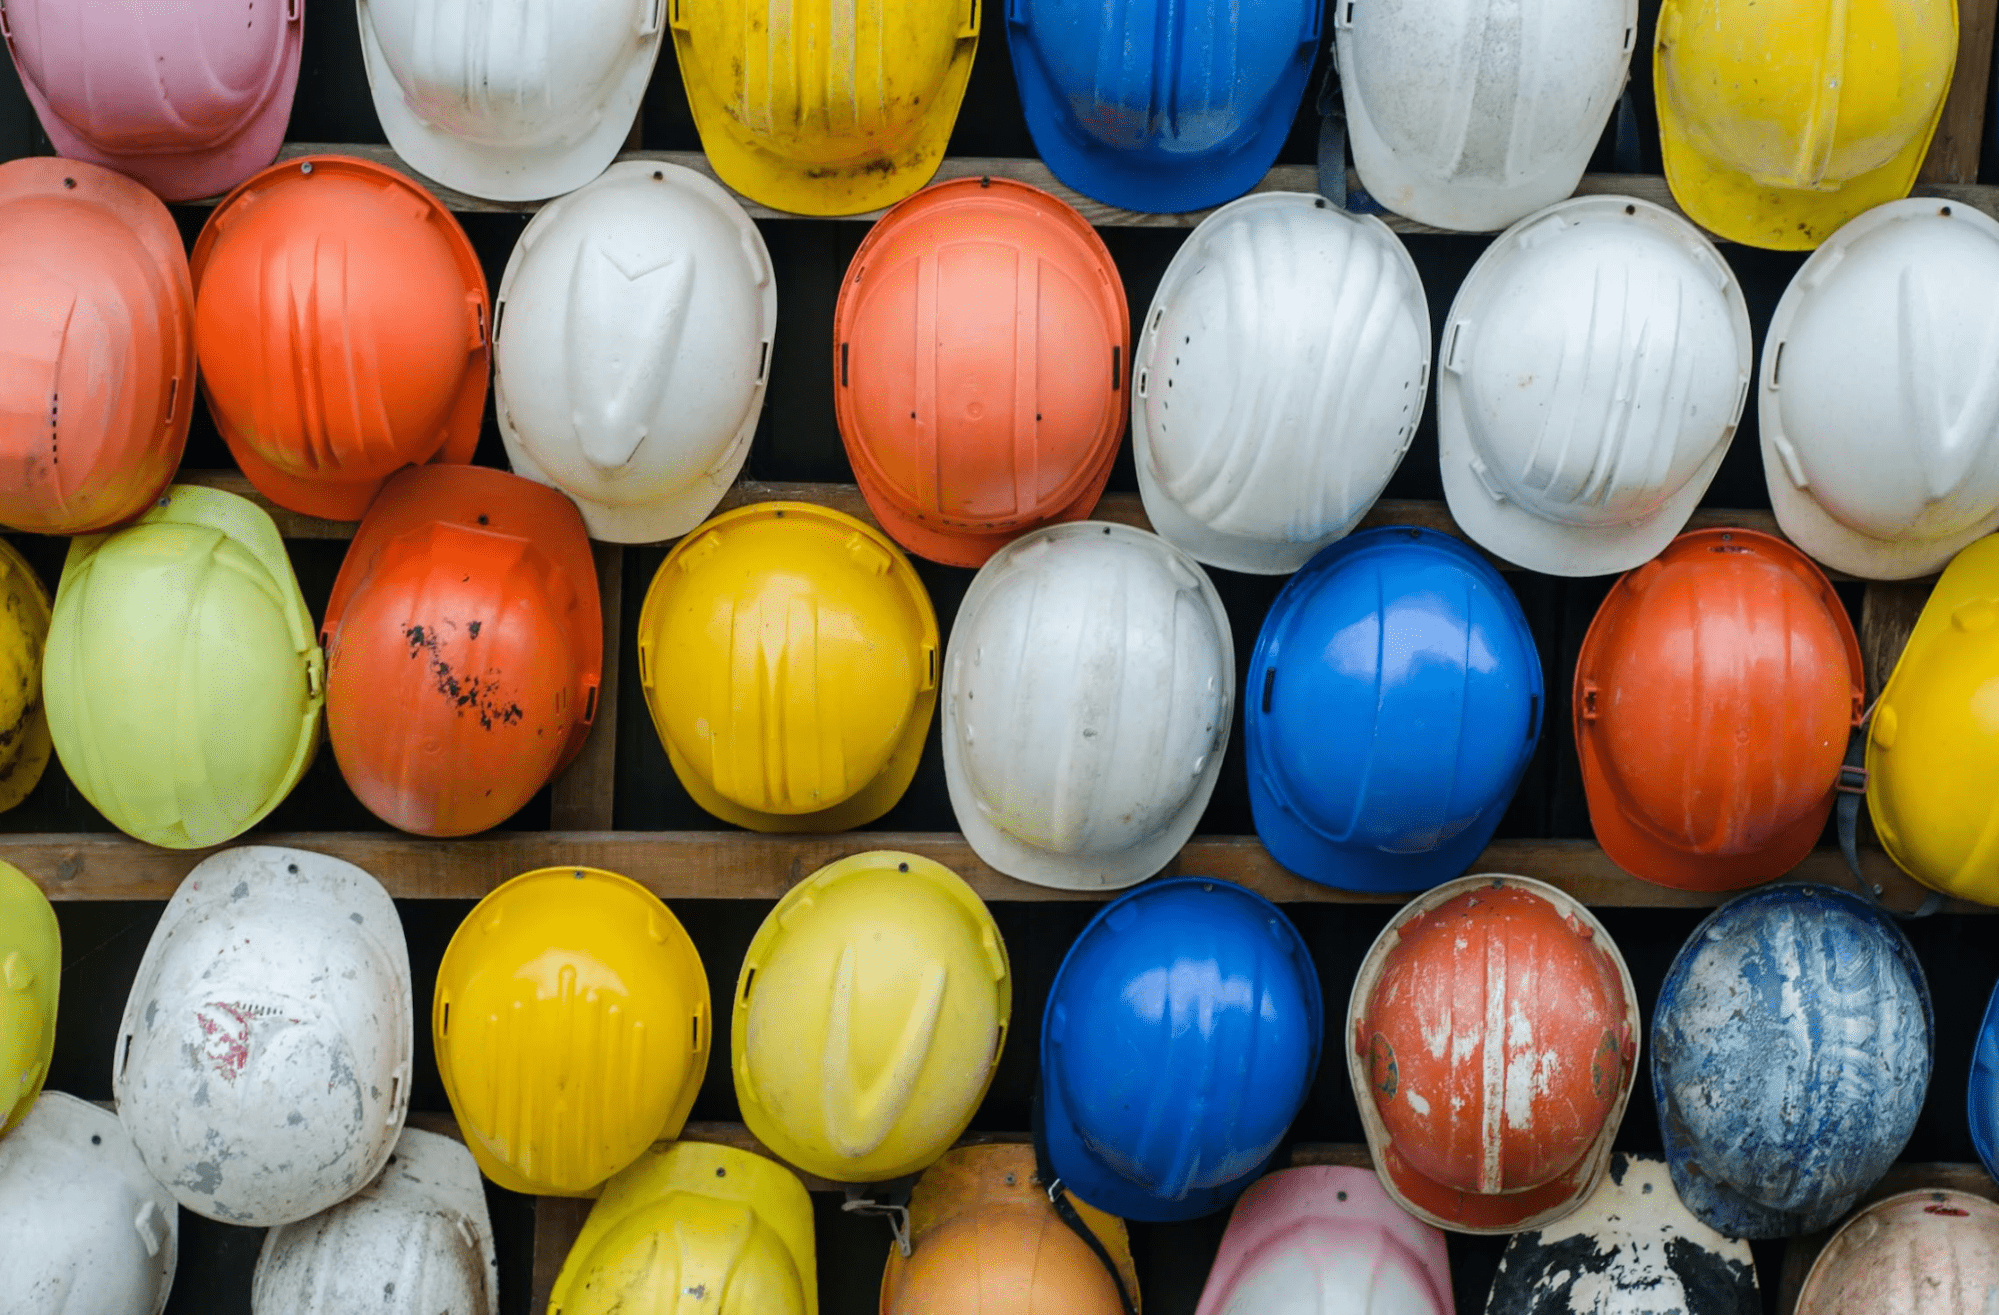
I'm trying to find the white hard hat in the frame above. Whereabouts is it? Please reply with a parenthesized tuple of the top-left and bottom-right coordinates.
(1438, 195, 1752, 577)
(495, 161, 776, 544)
(114, 845, 414, 1227)
(1335, 0, 1638, 232)
(1133, 192, 1431, 575)
(0, 1092, 177, 1315)
(1762, 198, 1999, 580)
(253, 1126, 498, 1315)
(357, 0, 665, 202)
(942, 522, 1234, 890)
(1796, 1190, 1999, 1315)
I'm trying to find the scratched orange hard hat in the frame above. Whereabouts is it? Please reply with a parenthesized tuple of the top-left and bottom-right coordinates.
(0, 158, 192, 534)
(1576, 528, 1863, 891)
(190, 155, 489, 522)
(322, 465, 600, 837)
(834, 178, 1129, 567)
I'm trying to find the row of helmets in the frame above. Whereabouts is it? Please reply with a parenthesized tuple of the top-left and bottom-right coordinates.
(7, 854, 1996, 1311)
(0, 0, 1960, 245)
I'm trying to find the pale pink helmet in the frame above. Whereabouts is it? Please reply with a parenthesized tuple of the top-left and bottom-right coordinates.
(1196, 1166, 1454, 1315)
(3, 0, 303, 202)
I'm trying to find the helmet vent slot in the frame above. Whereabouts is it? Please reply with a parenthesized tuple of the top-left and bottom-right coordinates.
(840, 343, 850, 387)
(1527, 694, 1541, 738)
(491, 301, 506, 344)
(1261, 668, 1277, 714)
(757, 340, 771, 385)
(742, 967, 757, 1003)
(691, 1014, 701, 1052)
(441, 1002, 451, 1037)
(1622, 25, 1634, 51)
(165, 377, 179, 424)
(582, 685, 599, 725)
(1111, 346, 1123, 390)
(118, 1033, 132, 1080)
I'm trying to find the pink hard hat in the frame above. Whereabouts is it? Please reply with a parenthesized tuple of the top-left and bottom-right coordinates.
(3, 0, 303, 202)
(1196, 1166, 1454, 1315)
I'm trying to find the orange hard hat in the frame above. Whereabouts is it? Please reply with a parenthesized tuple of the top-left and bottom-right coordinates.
(190, 155, 489, 522)
(879, 1145, 1140, 1315)
(834, 178, 1129, 567)
(0, 158, 192, 534)
(1576, 528, 1863, 891)
(321, 464, 600, 836)
(1350, 875, 1640, 1235)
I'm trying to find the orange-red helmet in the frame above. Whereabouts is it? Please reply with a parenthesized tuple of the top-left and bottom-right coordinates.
(321, 465, 600, 837)
(1349, 875, 1640, 1235)
(834, 178, 1129, 567)
(190, 156, 489, 522)
(1575, 528, 1863, 891)
(0, 158, 191, 534)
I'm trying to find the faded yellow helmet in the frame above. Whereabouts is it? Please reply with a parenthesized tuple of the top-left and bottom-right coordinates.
(1655, 0, 1956, 249)
(734, 852, 1009, 1183)
(549, 1142, 816, 1315)
(42, 485, 323, 848)
(0, 540, 51, 812)
(669, 0, 977, 216)
(638, 502, 938, 833)
(434, 867, 711, 1197)
(0, 863, 57, 1138)
(1870, 534, 1999, 903)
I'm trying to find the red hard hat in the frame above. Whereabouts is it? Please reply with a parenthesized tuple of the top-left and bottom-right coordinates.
(191, 156, 489, 522)
(834, 178, 1129, 567)
(322, 465, 600, 837)
(1575, 528, 1863, 890)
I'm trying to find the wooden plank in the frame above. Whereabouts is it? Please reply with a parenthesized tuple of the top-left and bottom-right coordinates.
(14, 830, 1962, 912)
(547, 543, 623, 831)
(531, 1197, 592, 1311)
(1921, 0, 1999, 184)
(1776, 1164, 1999, 1313)
(1861, 579, 1934, 705)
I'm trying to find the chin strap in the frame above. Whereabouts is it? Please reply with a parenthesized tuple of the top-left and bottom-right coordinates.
(1032, 1097, 1140, 1315)
(1314, 49, 1385, 215)
(1837, 721, 1943, 920)
(1612, 82, 1643, 174)
(840, 1178, 917, 1257)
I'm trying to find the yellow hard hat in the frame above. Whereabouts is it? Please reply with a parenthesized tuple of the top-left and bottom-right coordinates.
(42, 484, 323, 848)
(1869, 535, 1999, 903)
(433, 867, 710, 1196)
(881, 1145, 1140, 1315)
(0, 863, 57, 1138)
(0, 541, 52, 813)
(549, 1141, 817, 1315)
(734, 851, 1009, 1183)
(1655, 0, 1956, 250)
(669, 0, 977, 216)
(638, 502, 938, 833)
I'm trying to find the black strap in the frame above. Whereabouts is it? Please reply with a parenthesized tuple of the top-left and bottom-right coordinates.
(1312, 49, 1385, 215)
(1837, 725, 1943, 920)
(1032, 1095, 1139, 1315)
(1611, 83, 1642, 175)
(841, 1177, 918, 1257)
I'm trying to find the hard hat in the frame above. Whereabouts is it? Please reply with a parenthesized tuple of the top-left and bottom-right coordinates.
(881, 1145, 1140, 1315)
(943, 522, 1234, 890)
(1795, 1190, 1999, 1314)
(495, 161, 776, 543)
(1651, 883, 1932, 1239)
(1195, 1166, 1452, 1315)
(637, 502, 938, 832)
(1974, 980, 1999, 1181)
(835, 179, 1129, 567)
(322, 465, 601, 838)
(43, 485, 324, 849)
(734, 852, 1009, 1184)
(114, 846, 414, 1227)
(2, 0, 300, 202)
(1761, 200, 1999, 580)
(1654, 0, 1956, 251)
(1576, 529, 1863, 891)
(1437, 195, 1752, 577)
(0, 541, 52, 813)
(1041, 878, 1322, 1223)
(1007, 0, 1319, 213)
(1486, 1153, 1758, 1313)
(1247, 527, 1543, 893)
(252, 1127, 498, 1315)
(550, 1141, 816, 1315)
(0, 1092, 177, 1315)
(1334, 0, 1637, 231)
(359, 0, 664, 203)
(1350, 874, 1640, 1235)
(434, 865, 709, 1197)
(0, 863, 57, 1138)
(190, 155, 490, 522)
(668, 0, 976, 216)
(1132, 193, 1431, 574)
(0, 158, 192, 535)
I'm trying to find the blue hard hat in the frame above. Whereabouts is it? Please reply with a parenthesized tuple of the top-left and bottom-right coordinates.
(1038, 877, 1323, 1222)
(1651, 883, 1933, 1240)
(1970, 979, 1999, 1181)
(1245, 526, 1544, 893)
(1006, 0, 1322, 214)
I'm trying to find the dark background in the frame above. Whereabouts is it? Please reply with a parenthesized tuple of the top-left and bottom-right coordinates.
(4, 3, 1998, 1312)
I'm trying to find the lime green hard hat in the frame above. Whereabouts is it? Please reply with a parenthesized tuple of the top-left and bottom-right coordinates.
(0, 862, 57, 1138)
